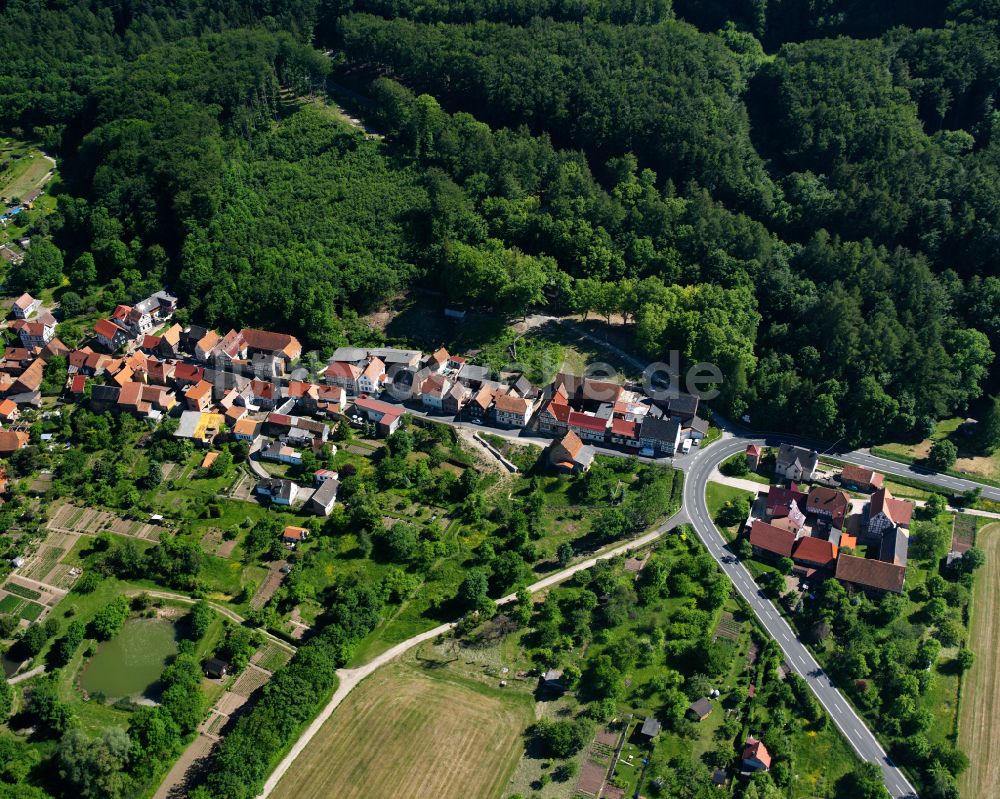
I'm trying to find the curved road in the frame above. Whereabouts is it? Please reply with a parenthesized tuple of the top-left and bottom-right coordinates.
(678, 433, 918, 799)
(251, 406, 985, 799)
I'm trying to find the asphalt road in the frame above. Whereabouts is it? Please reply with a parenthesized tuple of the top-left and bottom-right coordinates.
(678, 433, 919, 799)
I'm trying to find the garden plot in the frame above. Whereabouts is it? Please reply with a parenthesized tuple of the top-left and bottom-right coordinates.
(46, 502, 162, 540)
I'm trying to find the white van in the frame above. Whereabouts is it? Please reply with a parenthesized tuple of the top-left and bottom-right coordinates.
(681, 438, 692, 455)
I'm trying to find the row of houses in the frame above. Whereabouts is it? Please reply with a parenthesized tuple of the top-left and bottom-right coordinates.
(320, 343, 710, 456)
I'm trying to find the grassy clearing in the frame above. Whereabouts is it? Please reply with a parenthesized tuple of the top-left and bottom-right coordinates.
(269, 661, 533, 799)
(959, 522, 1000, 799)
(0, 141, 51, 201)
(875, 417, 1000, 487)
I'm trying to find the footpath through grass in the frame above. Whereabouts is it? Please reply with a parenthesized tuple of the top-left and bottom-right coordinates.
(959, 522, 1000, 799)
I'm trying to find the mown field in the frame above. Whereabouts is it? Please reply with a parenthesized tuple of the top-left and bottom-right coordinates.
(270, 661, 533, 799)
(959, 522, 1000, 799)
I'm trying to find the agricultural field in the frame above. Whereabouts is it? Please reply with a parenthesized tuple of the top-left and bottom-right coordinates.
(959, 522, 1000, 799)
(270, 661, 533, 799)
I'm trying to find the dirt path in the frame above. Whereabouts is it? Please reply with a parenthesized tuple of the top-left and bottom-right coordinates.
(959, 522, 1000, 799)
(258, 510, 685, 797)
(130, 590, 295, 654)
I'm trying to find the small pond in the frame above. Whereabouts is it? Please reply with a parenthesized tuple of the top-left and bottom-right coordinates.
(80, 618, 179, 700)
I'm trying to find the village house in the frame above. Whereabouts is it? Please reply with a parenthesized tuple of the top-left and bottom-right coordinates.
(464, 384, 495, 421)
(659, 392, 699, 424)
(282, 525, 308, 546)
(0, 430, 29, 455)
(248, 379, 279, 410)
(425, 347, 449, 373)
(233, 417, 261, 442)
(194, 330, 221, 361)
(94, 318, 133, 352)
(538, 391, 572, 435)
(0, 398, 19, 423)
(547, 430, 595, 473)
(174, 410, 224, 444)
(112, 303, 155, 337)
(240, 328, 302, 363)
(442, 382, 470, 416)
(637, 415, 682, 455)
(775, 444, 819, 482)
(806, 486, 851, 530)
(866, 487, 913, 538)
(133, 289, 178, 322)
(351, 396, 402, 436)
(255, 477, 299, 505)
(840, 464, 884, 493)
(742, 738, 772, 772)
(608, 418, 641, 449)
(749, 520, 796, 559)
(493, 391, 534, 428)
(457, 363, 492, 389)
(307, 478, 339, 516)
(746, 443, 763, 471)
(835, 553, 906, 594)
(262, 439, 303, 466)
(184, 380, 214, 411)
(791, 536, 838, 570)
(314, 468, 338, 484)
(420, 373, 452, 412)
(357, 357, 386, 395)
(12, 292, 40, 319)
(568, 409, 609, 442)
(10, 311, 56, 348)
(324, 361, 363, 395)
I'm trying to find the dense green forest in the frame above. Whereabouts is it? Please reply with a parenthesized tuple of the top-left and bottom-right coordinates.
(7, 0, 1000, 448)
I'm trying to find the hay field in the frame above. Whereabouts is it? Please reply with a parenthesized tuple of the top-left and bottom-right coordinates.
(271, 662, 533, 799)
(959, 522, 1000, 799)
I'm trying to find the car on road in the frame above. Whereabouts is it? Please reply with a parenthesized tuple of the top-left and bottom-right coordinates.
(472, 419, 483, 425)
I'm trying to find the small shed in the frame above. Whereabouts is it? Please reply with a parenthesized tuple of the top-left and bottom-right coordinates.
(540, 669, 565, 692)
(688, 697, 713, 721)
(639, 716, 661, 739)
(205, 657, 230, 679)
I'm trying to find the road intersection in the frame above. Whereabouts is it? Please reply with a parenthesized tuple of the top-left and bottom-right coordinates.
(677, 433, 918, 799)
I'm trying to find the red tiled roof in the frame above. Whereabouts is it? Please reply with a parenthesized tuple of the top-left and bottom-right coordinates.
(173, 362, 204, 384)
(766, 485, 806, 514)
(742, 738, 771, 770)
(494, 392, 529, 414)
(611, 418, 639, 439)
(94, 319, 124, 340)
(354, 396, 402, 415)
(70, 374, 87, 394)
(250, 379, 276, 399)
(746, 444, 762, 456)
(325, 361, 362, 380)
(568, 410, 609, 433)
(836, 554, 906, 593)
(749, 520, 795, 558)
(870, 488, 913, 527)
(542, 399, 571, 423)
(241, 328, 301, 358)
(13, 293, 35, 311)
(553, 430, 585, 459)
(186, 380, 213, 401)
(118, 381, 144, 408)
(793, 536, 838, 567)
(841, 464, 884, 489)
(806, 486, 850, 526)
